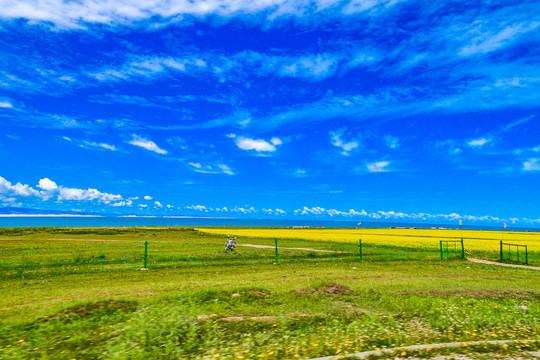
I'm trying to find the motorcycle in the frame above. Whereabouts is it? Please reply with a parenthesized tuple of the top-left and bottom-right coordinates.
(225, 236, 237, 251)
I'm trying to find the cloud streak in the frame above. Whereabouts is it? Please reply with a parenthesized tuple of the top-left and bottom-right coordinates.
(0, 0, 401, 29)
(127, 135, 167, 154)
(188, 162, 234, 175)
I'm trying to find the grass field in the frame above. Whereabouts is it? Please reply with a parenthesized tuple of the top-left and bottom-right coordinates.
(0, 226, 539, 359)
(198, 227, 540, 264)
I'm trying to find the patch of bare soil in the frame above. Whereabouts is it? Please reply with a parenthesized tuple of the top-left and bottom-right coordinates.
(37, 300, 136, 322)
(293, 283, 353, 296)
(240, 289, 272, 297)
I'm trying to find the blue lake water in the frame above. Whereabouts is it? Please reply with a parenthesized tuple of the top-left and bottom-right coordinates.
(0, 216, 537, 232)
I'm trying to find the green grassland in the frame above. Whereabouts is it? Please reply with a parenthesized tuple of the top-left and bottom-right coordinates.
(0, 226, 539, 359)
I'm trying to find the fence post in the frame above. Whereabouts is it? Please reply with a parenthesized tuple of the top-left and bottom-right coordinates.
(274, 238, 278, 264)
(461, 239, 465, 259)
(500, 241, 503, 262)
(440, 241, 443, 260)
(525, 246, 528, 265)
(359, 238, 363, 261)
(144, 240, 148, 269)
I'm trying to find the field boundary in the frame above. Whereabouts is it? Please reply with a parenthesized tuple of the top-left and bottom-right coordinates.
(308, 339, 539, 360)
(468, 258, 540, 271)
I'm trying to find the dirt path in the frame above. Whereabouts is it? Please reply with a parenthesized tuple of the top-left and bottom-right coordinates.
(468, 258, 540, 271)
(238, 244, 337, 253)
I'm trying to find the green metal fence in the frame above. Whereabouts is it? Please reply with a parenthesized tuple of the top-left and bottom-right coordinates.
(500, 241, 528, 265)
(440, 239, 465, 260)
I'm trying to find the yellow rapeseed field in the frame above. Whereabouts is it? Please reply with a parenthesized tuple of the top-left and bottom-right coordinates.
(198, 227, 540, 253)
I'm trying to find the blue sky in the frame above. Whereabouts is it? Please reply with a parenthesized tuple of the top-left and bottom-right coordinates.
(1, 0, 539, 225)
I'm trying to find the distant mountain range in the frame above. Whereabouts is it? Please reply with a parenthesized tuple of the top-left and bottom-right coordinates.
(0, 207, 95, 216)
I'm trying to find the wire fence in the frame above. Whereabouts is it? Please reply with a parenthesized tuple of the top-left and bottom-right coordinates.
(500, 241, 528, 265)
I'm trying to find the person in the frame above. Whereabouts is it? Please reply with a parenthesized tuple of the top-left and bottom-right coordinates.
(225, 236, 237, 251)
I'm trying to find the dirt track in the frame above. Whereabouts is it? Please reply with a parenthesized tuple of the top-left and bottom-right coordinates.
(238, 244, 336, 252)
(468, 258, 540, 271)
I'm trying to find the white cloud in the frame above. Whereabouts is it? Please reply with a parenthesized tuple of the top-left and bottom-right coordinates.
(294, 207, 368, 217)
(0, 0, 401, 29)
(230, 134, 280, 152)
(1, 175, 126, 205)
(127, 134, 167, 154)
(523, 158, 540, 171)
(459, 23, 539, 56)
(262, 208, 287, 215)
(467, 137, 491, 147)
(58, 187, 122, 202)
(186, 205, 208, 211)
(366, 161, 390, 173)
(61, 137, 117, 152)
(330, 128, 358, 156)
(270, 137, 282, 146)
(189, 162, 234, 175)
(217, 164, 234, 175)
(37, 178, 58, 191)
(143, 195, 153, 200)
(291, 207, 521, 224)
(88, 55, 206, 82)
(82, 140, 116, 151)
(0, 176, 41, 198)
(276, 54, 340, 79)
(154, 201, 163, 207)
(85, 50, 347, 86)
(111, 199, 133, 207)
(384, 136, 400, 149)
(230, 206, 256, 214)
(12, 182, 41, 197)
(0, 100, 13, 108)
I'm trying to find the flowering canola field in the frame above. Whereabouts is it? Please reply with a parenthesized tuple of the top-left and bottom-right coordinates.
(198, 228, 540, 253)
